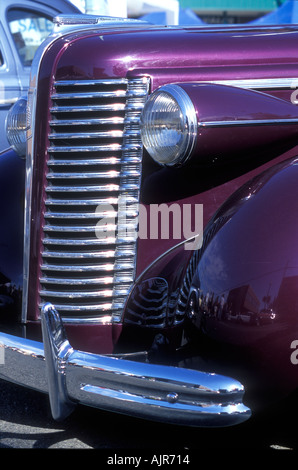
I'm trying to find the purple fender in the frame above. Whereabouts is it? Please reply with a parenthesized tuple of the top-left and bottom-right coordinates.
(0, 148, 24, 320)
(185, 155, 298, 403)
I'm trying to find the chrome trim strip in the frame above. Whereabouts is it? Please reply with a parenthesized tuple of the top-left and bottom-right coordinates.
(42, 250, 117, 258)
(44, 213, 136, 221)
(48, 144, 141, 152)
(134, 238, 194, 285)
(53, 14, 149, 29)
(0, 304, 252, 426)
(42, 237, 117, 245)
(41, 263, 116, 271)
(48, 131, 124, 139)
(199, 117, 298, 127)
(54, 78, 128, 86)
(45, 196, 137, 205)
(46, 171, 122, 179)
(39, 289, 114, 299)
(43, 225, 119, 233)
(44, 208, 117, 217)
(52, 91, 147, 99)
(44, 212, 118, 220)
(51, 91, 127, 99)
(40, 302, 113, 311)
(47, 158, 122, 166)
(207, 77, 298, 90)
(50, 117, 125, 126)
(50, 104, 126, 113)
(22, 91, 36, 323)
(40, 276, 115, 285)
(45, 184, 121, 192)
(48, 144, 122, 152)
(60, 314, 113, 324)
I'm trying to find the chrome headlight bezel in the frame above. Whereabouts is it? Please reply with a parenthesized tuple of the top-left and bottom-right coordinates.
(140, 84, 197, 167)
(5, 96, 29, 158)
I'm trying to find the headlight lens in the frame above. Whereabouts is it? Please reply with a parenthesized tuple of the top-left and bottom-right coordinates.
(5, 96, 28, 157)
(140, 84, 197, 166)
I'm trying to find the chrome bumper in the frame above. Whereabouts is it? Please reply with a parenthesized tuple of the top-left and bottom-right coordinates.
(0, 303, 251, 427)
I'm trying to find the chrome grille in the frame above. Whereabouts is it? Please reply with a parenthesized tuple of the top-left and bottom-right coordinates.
(39, 77, 149, 322)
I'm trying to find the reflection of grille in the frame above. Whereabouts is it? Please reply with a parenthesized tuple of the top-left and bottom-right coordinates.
(39, 77, 149, 322)
(124, 278, 168, 328)
(175, 250, 199, 323)
(174, 215, 231, 322)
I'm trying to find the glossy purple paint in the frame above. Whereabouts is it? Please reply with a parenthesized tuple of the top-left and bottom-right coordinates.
(178, 82, 298, 165)
(187, 156, 298, 395)
(53, 25, 298, 85)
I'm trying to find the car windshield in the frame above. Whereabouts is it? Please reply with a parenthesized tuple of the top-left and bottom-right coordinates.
(7, 8, 54, 67)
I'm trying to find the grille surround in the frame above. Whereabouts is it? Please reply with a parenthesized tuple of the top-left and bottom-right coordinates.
(39, 77, 149, 323)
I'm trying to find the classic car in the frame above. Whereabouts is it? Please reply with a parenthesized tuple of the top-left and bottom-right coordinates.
(1, 12, 298, 428)
(0, 0, 80, 151)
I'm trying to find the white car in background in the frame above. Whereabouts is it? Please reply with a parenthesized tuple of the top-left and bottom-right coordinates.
(0, 0, 80, 150)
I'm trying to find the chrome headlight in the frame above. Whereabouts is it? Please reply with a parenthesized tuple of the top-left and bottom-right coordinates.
(140, 84, 197, 167)
(5, 96, 28, 157)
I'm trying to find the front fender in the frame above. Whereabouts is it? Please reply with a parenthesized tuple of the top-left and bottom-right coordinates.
(186, 156, 298, 397)
(0, 148, 24, 321)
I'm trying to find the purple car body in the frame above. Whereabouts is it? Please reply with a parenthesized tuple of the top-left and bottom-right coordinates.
(1, 15, 298, 426)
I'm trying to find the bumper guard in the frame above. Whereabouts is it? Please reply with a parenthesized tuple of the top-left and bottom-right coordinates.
(0, 303, 251, 426)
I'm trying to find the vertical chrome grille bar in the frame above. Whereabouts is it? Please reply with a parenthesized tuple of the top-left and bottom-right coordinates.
(39, 77, 149, 323)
